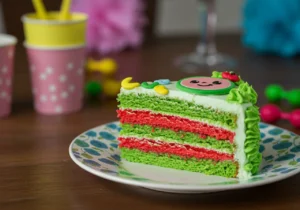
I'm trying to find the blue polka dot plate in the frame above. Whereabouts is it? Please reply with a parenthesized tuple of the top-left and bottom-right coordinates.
(69, 122, 300, 193)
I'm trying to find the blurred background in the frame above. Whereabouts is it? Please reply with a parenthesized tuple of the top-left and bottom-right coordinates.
(0, 0, 241, 39)
(0, 0, 300, 126)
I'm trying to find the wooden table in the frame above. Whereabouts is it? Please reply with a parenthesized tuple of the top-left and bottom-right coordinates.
(1, 35, 299, 210)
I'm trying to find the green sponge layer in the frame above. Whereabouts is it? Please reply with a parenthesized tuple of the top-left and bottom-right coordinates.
(120, 148, 238, 178)
(117, 93, 237, 129)
(120, 124, 235, 154)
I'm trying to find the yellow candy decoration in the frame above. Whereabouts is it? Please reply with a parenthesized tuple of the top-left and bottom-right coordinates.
(154, 85, 169, 95)
(121, 77, 140, 90)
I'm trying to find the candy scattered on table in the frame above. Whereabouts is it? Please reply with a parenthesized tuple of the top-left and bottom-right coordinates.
(265, 84, 300, 107)
(103, 79, 121, 97)
(86, 58, 117, 75)
(260, 104, 300, 128)
(85, 81, 102, 97)
(85, 57, 121, 99)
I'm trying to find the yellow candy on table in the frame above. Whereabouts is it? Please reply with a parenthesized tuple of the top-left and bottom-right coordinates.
(154, 85, 169, 95)
(87, 58, 118, 75)
(103, 79, 121, 97)
(121, 77, 140, 90)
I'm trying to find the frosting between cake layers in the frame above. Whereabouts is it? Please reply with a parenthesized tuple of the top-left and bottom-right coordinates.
(119, 123, 235, 154)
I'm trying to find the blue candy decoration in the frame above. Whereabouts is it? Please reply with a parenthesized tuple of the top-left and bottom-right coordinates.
(242, 0, 300, 57)
(154, 79, 170, 85)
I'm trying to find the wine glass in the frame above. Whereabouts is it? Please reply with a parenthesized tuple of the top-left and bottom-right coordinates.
(174, 0, 236, 72)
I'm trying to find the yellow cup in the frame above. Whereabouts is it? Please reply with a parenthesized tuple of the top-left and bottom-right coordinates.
(22, 12, 88, 47)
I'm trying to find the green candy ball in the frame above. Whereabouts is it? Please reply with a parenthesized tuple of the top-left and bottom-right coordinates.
(287, 89, 300, 107)
(265, 85, 283, 102)
(85, 81, 103, 97)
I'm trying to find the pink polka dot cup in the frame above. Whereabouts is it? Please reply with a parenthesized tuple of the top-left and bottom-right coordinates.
(25, 44, 86, 115)
(0, 34, 17, 118)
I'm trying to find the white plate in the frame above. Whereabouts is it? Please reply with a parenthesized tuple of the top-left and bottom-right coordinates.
(69, 121, 300, 193)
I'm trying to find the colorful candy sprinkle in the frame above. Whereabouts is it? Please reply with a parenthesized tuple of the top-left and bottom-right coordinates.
(154, 79, 171, 85)
(121, 77, 140, 90)
(141, 82, 159, 89)
(154, 85, 169, 95)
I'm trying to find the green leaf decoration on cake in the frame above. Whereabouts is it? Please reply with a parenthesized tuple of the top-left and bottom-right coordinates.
(226, 82, 258, 104)
(211, 71, 222, 78)
(244, 105, 262, 174)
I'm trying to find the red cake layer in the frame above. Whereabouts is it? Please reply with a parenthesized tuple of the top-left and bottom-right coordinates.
(118, 137, 234, 161)
(117, 109, 235, 142)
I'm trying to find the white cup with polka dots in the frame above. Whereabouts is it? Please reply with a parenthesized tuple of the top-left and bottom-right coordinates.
(0, 34, 17, 118)
(24, 43, 86, 115)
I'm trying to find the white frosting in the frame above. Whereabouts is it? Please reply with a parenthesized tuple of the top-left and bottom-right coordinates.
(120, 81, 252, 179)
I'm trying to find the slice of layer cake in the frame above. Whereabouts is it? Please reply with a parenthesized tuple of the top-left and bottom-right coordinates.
(117, 71, 262, 179)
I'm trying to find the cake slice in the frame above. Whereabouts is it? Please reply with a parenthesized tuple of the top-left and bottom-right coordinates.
(117, 71, 262, 179)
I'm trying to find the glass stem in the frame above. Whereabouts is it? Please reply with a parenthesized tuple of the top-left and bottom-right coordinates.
(196, 0, 217, 56)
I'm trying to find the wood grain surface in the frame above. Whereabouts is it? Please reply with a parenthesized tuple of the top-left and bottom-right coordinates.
(0, 35, 299, 210)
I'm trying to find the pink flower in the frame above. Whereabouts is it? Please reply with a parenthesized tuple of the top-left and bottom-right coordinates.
(72, 0, 147, 54)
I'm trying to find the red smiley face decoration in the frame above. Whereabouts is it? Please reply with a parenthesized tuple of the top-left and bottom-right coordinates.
(176, 76, 236, 95)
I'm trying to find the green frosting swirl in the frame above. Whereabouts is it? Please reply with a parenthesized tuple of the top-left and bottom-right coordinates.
(243, 105, 262, 174)
(226, 82, 258, 104)
(211, 71, 222, 78)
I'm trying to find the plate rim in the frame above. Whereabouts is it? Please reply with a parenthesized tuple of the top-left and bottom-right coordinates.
(69, 121, 300, 192)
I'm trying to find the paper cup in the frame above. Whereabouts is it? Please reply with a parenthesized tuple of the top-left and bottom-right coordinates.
(25, 43, 86, 115)
(0, 34, 17, 118)
(22, 12, 87, 47)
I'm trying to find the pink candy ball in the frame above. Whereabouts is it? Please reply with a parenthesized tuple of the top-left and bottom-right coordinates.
(260, 104, 281, 123)
(290, 110, 300, 128)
